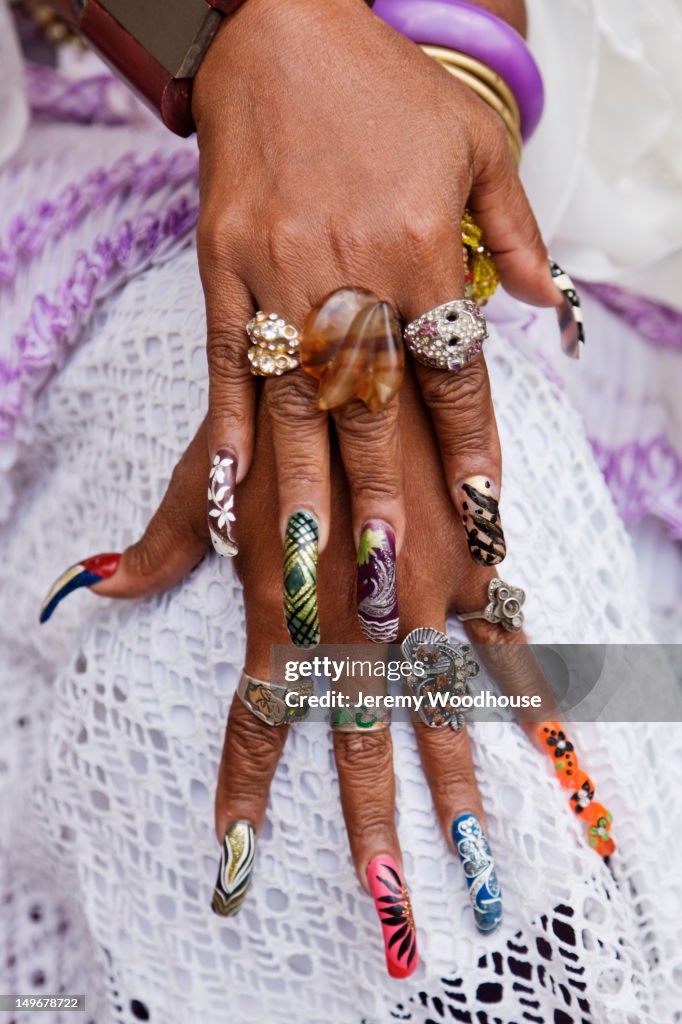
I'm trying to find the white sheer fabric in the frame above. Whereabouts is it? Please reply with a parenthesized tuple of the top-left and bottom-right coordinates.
(1, 1, 681, 1022)
(1, 247, 681, 1024)
(524, 0, 682, 307)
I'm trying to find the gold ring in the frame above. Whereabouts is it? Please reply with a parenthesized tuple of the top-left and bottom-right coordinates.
(247, 310, 301, 376)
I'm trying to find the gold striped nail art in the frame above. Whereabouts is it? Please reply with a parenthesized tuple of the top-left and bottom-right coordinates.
(211, 821, 256, 917)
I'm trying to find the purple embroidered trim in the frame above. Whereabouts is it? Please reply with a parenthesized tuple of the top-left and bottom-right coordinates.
(590, 436, 682, 540)
(0, 149, 198, 286)
(0, 145, 199, 444)
(25, 63, 147, 126)
(583, 283, 682, 350)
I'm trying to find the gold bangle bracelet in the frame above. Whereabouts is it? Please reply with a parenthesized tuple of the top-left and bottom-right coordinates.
(421, 45, 521, 128)
(429, 57, 522, 165)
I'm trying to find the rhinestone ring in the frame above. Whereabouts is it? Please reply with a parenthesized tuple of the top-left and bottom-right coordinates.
(457, 578, 526, 633)
(404, 299, 488, 372)
(401, 626, 481, 731)
(247, 311, 301, 376)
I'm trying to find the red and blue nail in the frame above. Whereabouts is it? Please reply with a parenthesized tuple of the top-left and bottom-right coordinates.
(39, 553, 121, 623)
(367, 855, 419, 978)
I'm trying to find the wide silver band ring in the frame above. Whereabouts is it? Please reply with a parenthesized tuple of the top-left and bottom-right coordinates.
(237, 671, 312, 726)
(457, 578, 526, 633)
(247, 310, 301, 376)
(401, 627, 481, 731)
(404, 299, 488, 372)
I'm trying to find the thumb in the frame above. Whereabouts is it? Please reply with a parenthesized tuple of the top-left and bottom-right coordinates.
(469, 126, 560, 309)
(39, 421, 211, 622)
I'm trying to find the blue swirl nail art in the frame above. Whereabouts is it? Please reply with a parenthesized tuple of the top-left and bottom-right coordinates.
(452, 813, 502, 933)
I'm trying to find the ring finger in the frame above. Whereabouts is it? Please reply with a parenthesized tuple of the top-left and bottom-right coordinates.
(395, 220, 506, 568)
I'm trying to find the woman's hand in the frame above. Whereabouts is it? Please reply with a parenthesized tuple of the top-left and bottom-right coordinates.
(56, 365, 573, 978)
(190, 0, 561, 595)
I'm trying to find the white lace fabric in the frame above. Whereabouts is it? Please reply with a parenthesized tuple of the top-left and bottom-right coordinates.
(1, 248, 680, 1024)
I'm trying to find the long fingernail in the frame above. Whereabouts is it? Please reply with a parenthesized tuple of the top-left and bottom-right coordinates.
(211, 821, 256, 916)
(357, 521, 399, 642)
(366, 855, 419, 979)
(283, 510, 320, 649)
(208, 449, 238, 556)
(538, 722, 616, 857)
(39, 553, 121, 623)
(456, 476, 506, 566)
(452, 813, 503, 934)
(549, 260, 585, 358)
(584, 803, 615, 858)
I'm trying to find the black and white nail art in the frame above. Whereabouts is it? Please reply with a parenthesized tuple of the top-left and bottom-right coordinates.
(549, 260, 585, 358)
(460, 477, 506, 566)
(211, 821, 256, 916)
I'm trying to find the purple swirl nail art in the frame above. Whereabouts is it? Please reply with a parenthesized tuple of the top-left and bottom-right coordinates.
(357, 521, 399, 643)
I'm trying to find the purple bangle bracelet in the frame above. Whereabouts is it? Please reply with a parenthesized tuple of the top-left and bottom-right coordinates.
(371, 0, 544, 140)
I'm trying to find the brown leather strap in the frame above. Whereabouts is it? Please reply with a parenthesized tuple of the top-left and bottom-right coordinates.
(207, 0, 251, 11)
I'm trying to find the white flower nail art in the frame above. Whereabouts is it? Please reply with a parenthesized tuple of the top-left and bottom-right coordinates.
(208, 451, 238, 556)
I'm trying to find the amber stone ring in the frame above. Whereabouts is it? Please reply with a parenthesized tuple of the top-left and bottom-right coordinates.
(404, 299, 488, 373)
(247, 310, 301, 376)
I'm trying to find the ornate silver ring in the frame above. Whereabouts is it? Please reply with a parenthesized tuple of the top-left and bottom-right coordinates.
(404, 299, 488, 372)
(247, 310, 301, 376)
(401, 626, 481, 731)
(237, 671, 312, 726)
(457, 578, 526, 633)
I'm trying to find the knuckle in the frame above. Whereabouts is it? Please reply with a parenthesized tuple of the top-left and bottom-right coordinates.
(327, 218, 366, 271)
(438, 361, 487, 409)
(346, 811, 396, 847)
(418, 728, 476, 790)
(280, 462, 327, 497)
(420, 368, 458, 410)
(337, 401, 397, 439)
(266, 214, 308, 273)
(124, 535, 164, 584)
(209, 407, 250, 443)
(266, 372, 320, 425)
(337, 407, 401, 491)
(227, 699, 285, 765)
(400, 208, 449, 259)
(207, 333, 251, 384)
(197, 206, 244, 267)
(334, 731, 393, 777)
(349, 473, 401, 509)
